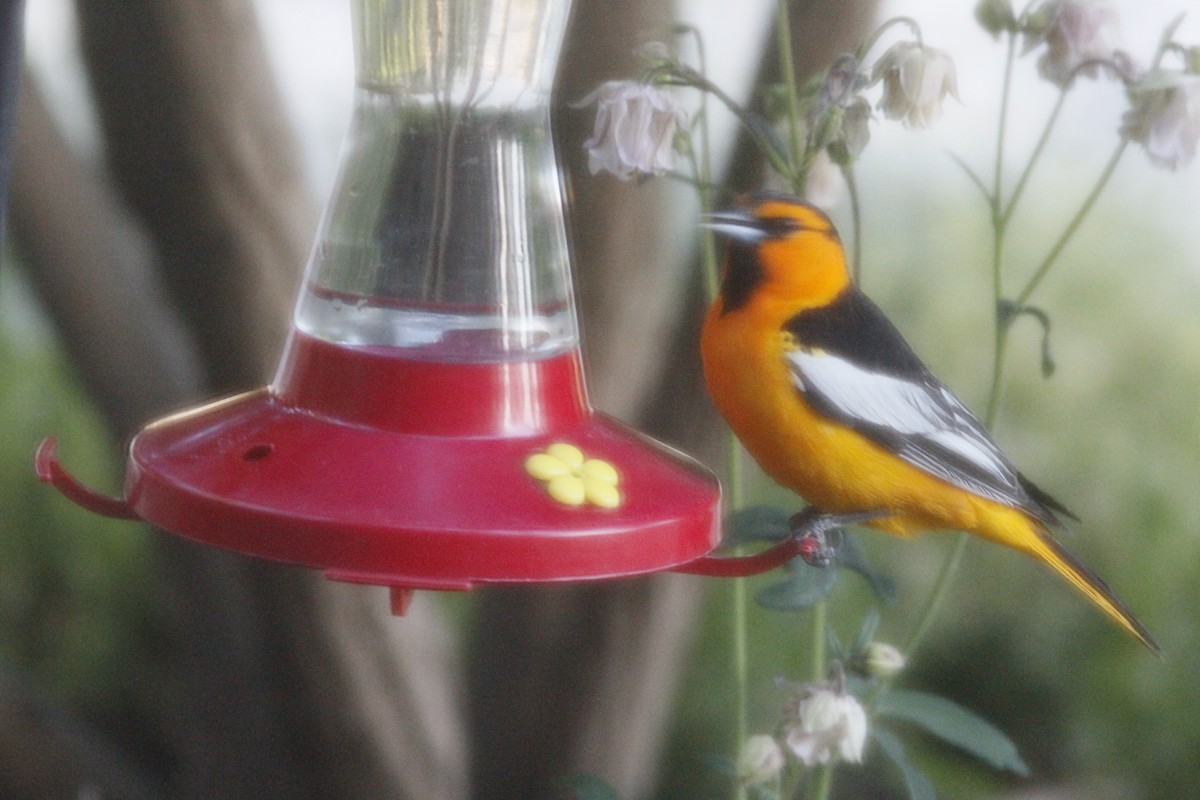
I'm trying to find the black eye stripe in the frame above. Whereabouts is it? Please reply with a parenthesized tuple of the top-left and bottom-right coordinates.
(758, 216, 801, 238)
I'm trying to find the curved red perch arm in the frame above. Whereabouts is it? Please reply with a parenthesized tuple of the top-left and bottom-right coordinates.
(675, 507, 887, 578)
(672, 537, 805, 577)
(34, 438, 140, 520)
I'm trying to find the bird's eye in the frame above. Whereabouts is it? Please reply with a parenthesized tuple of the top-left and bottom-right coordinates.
(758, 217, 801, 238)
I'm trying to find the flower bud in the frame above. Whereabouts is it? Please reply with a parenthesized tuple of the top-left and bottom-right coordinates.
(975, 0, 1017, 39)
(1186, 46, 1200, 76)
(813, 104, 845, 153)
(821, 54, 862, 108)
(863, 642, 907, 679)
(1022, 3, 1055, 41)
(1025, 0, 1122, 88)
(840, 96, 872, 160)
(634, 41, 670, 63)
(737, 734, 785, 786)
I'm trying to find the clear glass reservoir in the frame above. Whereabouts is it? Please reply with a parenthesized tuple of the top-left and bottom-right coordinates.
(295, 0, 578, 361)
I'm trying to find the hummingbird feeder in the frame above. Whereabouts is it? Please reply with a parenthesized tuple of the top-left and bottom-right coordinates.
(36, 0, 763, 614)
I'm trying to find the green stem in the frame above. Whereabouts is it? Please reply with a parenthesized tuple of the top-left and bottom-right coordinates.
(982, 32, 1018, 424)
(691, 32, 720, 306)
(1000, 88, 1068, 227)
(855, 15, 923, 62)
(809, 601, 827, 682)
(733, 581, 748, 800)
(903, 533, 969, 657)
(1009, 6, 1174, 310)
(666, 66, 793, 181)
(693, 139, 720, 303)
(1014, 139, 1128, 307)
(984, 323, 1010, 427)
(841, 163, 863, 283)
(804, 602, 829, 800)
(700, 215, 720, 304)
(992, 33, 1017, 227)
(730, 445, 748, 800)
(811, 762, 835, 800)
(774, 0, 805, 188)
(682, 130, 719, 303)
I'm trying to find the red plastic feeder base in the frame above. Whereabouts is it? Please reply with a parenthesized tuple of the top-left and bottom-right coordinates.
(37, 333, 722, 612)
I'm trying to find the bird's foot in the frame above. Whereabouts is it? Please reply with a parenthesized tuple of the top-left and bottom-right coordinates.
(788, 508, 889, 567)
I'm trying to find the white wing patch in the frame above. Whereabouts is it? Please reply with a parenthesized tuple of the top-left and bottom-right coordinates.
(787, 348, 1023, 503)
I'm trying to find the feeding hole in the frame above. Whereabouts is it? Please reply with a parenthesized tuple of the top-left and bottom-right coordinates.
(242, 443, 275, 462)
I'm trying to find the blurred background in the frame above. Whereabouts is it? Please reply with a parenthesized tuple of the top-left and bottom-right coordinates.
(3, 0, 1198, 798)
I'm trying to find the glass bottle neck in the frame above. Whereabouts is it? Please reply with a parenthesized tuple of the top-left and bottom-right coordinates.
(353, 0, 568, 101)
(295, 0, 577, 362)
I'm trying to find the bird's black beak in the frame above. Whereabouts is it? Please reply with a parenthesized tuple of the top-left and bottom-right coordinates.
(699, 209, 768, 244)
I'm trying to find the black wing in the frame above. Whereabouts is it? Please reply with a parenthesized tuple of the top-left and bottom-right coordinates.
(784, 289, 1072, 526)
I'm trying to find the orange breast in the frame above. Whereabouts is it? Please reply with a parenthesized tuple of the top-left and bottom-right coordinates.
(700, 300, 984, 538)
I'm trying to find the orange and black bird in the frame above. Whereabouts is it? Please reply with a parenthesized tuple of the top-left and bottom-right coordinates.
(700, 192, 1159, 654)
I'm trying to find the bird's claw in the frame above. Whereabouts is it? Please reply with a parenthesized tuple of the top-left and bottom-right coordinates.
(787, 508, 888, 568)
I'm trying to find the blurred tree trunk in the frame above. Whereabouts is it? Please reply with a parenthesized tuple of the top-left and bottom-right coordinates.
(9, 0, 875, 798)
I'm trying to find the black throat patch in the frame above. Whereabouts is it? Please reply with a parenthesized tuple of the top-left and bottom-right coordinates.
(719, 241, 763, 314)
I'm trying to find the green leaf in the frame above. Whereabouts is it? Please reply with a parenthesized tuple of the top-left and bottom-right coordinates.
(755, 557, 837, 609)
(570, 774, 624, 800)
(875, 690, 1030, 776)
(873, 728, 937, 800)
(852, 608, 882, 653)
(722, 505, 793, 546)
(725, 510, 894, 610)
(826, 626, 846, 663)
(945, 149, 994, 207)
(837, 532, 897, 603)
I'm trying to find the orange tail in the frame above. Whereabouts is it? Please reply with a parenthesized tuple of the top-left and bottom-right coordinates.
(1023, 526, 1161, 656)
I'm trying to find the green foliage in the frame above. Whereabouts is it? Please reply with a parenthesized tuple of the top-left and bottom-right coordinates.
(874, 690, 1029, 776)
(873, 728, 936, 800)
(723, 506, 896, 610)
(0, 266, 154, 710)
(756, 558, 837, 610)
(833, 534, 896, 603)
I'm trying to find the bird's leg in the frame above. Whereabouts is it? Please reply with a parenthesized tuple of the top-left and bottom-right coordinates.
(788, 507, 889, 567)
(674, 508, 890, 577)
